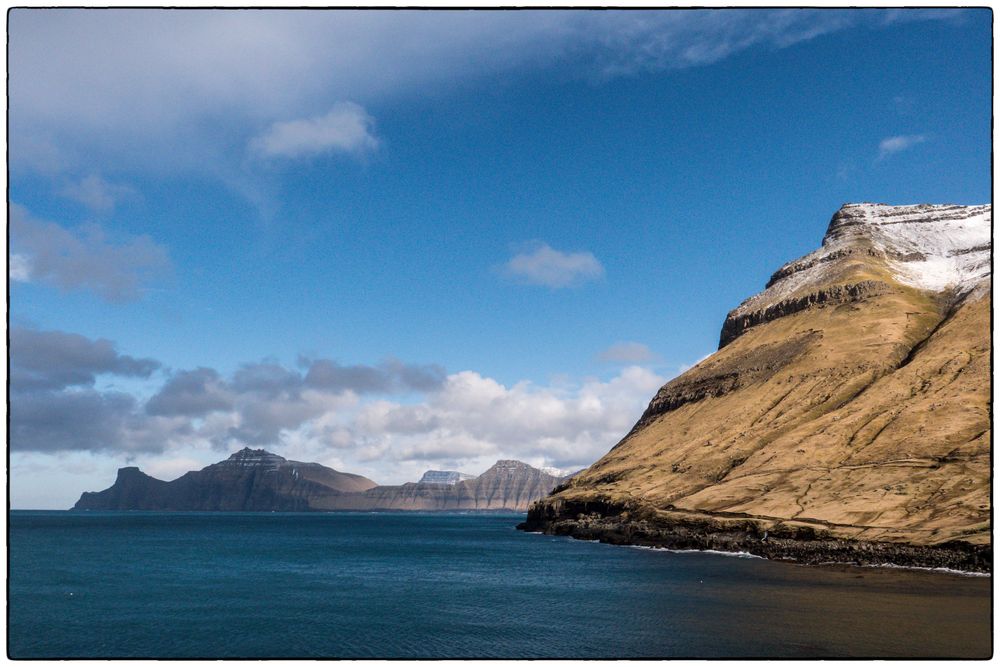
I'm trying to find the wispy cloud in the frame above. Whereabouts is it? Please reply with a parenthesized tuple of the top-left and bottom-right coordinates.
(877, 134, 926, 159)
(598, 341, 659, 364)
(251, 102, 379, 159)
(891, 94, 916, 115)
(58, 173, 136, 213)
(9, 254, 31, 282)
(9, 10, 962, 185)
(10, 203, 171, 302)
(835, 161, 853, 182)
(502, 242, 605, 288)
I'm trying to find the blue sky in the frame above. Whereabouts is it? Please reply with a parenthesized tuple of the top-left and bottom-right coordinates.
(8, 9, 992, 508)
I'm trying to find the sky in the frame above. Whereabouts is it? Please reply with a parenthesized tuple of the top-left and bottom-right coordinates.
(7, 8, 992, 509)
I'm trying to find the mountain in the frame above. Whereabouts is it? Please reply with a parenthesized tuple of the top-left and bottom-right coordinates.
(520, 203, 991, 572)
(73, 448, 378, 511)
(311, 460, 565, 511)
(74, 451, 563, 512)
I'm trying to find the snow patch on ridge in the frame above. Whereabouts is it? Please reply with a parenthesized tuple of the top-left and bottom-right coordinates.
(731, 203, 991, 318)
(418, 470, 477, 485)
(842, 203, 991, 293)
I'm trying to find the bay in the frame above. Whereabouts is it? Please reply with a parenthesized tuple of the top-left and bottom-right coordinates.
(8, 510, 991, 658)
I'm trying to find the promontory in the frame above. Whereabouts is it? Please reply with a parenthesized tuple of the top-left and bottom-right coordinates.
(520, 203, 991, 573)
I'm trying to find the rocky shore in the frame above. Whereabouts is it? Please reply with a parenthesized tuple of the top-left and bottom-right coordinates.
(517, 499, 991, 573)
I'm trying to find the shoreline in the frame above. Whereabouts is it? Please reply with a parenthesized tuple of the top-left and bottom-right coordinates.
(526, 529, 992, 578)
(517, 510, 992, 574)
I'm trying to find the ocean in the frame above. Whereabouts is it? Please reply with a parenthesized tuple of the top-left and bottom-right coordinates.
(8, 510, 991, 659)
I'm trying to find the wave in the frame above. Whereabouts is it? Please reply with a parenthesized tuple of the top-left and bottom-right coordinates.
(860, 562, 991, 578)
(625, 544, 764, 559)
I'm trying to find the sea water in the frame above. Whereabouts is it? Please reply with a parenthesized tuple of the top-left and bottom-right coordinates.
(8, 511, 991, 658)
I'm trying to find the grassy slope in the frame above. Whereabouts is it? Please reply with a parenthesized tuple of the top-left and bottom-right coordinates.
(547, 252, 990, 548)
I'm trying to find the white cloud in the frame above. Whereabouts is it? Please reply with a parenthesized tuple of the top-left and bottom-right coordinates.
(877, 134, 926, 159)
(59, 173, 136, 213)
(503, 242, 605, 288)
(598, 341, 658, 363)
(341, 365, 666, 475)
(9, 254, 31, 282)
(251, 102, 379, 159)
(9, 204, 171, 302)
(9, 9, 959, 182)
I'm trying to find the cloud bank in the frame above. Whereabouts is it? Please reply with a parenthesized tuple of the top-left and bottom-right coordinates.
(10, 327, 160, 391)
(9, 327, 666, 478)
(10, 327, 172, 454)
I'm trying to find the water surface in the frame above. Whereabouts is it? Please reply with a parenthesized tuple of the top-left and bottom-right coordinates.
(8, 511, 991, 658)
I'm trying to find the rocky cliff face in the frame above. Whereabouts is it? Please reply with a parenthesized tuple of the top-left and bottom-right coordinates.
(313, 460, 564, 511)
(73, 448, 378, 511)
(521, 203, 991, 572)
(74, 451, 563, 512)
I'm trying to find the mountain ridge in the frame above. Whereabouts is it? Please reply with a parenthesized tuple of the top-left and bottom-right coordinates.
(520, 202, 991, 572)
(74, 447, 379, 511)
(73, 449, 564, 512)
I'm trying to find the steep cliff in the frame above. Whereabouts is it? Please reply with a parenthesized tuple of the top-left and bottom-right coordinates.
(313, 460, 564, 511)
(521, 203, 991, 572)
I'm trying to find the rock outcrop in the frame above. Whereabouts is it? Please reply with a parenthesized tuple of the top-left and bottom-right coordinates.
(73, 451, 564, 512)
(520, 203, 992, 572)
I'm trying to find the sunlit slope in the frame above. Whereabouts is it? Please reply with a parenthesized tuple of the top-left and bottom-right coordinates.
(535, 203, 990, 548)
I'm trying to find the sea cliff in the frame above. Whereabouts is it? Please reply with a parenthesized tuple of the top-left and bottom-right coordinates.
(520, 203, 992, 573)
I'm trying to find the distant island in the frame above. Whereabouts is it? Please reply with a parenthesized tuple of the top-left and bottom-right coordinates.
(73, 447, 569, 512)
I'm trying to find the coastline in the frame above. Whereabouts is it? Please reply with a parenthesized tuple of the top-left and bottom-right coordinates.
(516, 503, 992, 574)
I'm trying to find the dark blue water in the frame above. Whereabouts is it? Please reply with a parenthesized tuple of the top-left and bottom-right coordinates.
(8, 511, 991, 658)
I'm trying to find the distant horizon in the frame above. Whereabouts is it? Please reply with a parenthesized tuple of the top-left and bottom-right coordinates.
(9, 8, 992, 509)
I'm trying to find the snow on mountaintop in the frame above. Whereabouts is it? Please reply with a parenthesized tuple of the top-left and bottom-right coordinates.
(835, 203, 991, 292)
(732, 203, 991, 318)
(418, 470, 476, 485)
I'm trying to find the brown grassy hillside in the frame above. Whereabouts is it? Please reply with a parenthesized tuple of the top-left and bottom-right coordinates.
(522, 203, 991, 569)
